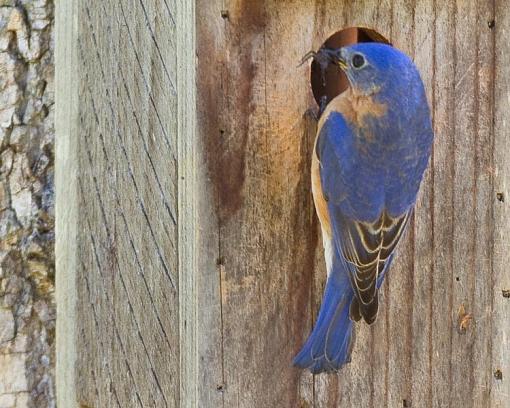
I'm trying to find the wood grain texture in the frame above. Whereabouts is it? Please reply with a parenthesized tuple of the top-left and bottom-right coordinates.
(493, 1, 510, 406)
(55, 0, 79, 405)
(196, 0, 506, 407)
(57, 0, 183, 406)
(177, 0, 198, 406)
(56, 0, 509, 406)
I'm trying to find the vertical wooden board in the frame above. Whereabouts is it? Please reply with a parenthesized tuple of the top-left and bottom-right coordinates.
(196, 1, 324, 406)
(411, 1, 435, 406)
(55, 0, 79, 405)
(176, 0, 197, 405)
(472, 0, 495, 406)
(431, 1, 456, 407)
(222, 2, 314, 406)
(64, 0, 182, 406)
(451, 1, 478, 406)
(195, 1, 225, 407)
(493, 1, 510, 406)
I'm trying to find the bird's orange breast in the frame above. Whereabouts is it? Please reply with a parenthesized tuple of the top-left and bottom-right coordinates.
(318, 87, 387, 131)
(311, 142, 332, 239)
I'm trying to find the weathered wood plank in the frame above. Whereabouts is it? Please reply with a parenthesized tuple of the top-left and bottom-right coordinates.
(195, 1, 226, 407)
(55, 0, 79, 405)
(411, 1, 435, 406)
(385, 2, 416, 407)
(472, 0, 495, 405)
(431, 1, 456, 407)
(56, 0, 184, 406)
(177, 0, 198, 406)
(451, 0, 478, 406)
(493, 1, 510, 406)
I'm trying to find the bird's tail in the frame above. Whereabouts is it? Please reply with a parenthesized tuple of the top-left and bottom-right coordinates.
(293, 269, 355, 374)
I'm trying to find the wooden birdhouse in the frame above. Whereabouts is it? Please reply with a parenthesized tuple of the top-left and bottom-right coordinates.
(55, 1, 509, 407)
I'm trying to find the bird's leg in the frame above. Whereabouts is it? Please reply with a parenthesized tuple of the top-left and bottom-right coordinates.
(318, 95, 328, 117)
(304, 95, 328, 122)
(304, 107, 319, 122)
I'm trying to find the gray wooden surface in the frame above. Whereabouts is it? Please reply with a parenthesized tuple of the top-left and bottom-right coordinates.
(56, 0, 186, 406)
(56, 0, 509, 407)
(55, 0, 79, 404)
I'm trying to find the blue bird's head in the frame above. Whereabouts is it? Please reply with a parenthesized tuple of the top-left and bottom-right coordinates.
(322, 43, 423, 97)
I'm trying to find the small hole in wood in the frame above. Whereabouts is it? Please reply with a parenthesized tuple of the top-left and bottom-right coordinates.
(310, 27, 391, 108)
(455, 276, 460, 282)
(496, 192, 504, 202)
(221, 10, 229, 19)
(494, 369, 503, 380)
(403, 399, 411, 407)
(502, 289, 510, 298)
(488, 19, 495, 29)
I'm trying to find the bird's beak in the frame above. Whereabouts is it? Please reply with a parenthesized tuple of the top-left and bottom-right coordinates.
(323, 48, 348, 71)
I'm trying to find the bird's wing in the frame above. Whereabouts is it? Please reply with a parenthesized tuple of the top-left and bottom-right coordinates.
(317, 111, 411, 324)
(328, 205, 410, 323)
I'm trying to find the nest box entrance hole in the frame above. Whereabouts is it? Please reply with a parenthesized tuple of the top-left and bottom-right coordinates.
(311, 27, 391, 108)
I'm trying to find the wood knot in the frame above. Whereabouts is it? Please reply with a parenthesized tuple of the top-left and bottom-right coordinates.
(457, 304, 472, 333)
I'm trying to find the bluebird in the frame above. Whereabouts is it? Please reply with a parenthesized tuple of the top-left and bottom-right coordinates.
(294, 43, 433, 373)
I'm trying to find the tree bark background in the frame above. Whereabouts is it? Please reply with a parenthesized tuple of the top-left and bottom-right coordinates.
(0, 1, 55, 407)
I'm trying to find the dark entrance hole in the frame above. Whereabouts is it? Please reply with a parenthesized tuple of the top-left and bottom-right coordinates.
(311, 27, 391, 108)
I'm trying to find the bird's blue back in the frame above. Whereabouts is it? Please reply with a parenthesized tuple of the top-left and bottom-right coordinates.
(318, 43, 433, 221)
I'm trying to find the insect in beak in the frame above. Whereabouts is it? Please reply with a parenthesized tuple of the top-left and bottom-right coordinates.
(299, 47, 345, 67)
(325, 48, 348, 70)
(300, 47, 348, 71)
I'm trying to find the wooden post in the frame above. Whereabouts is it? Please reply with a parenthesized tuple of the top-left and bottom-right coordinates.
(56, 1, 509, 407)
(55, 0, 79, 405)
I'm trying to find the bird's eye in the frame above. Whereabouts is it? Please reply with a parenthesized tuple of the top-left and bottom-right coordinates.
(352, 54, 365, 68)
